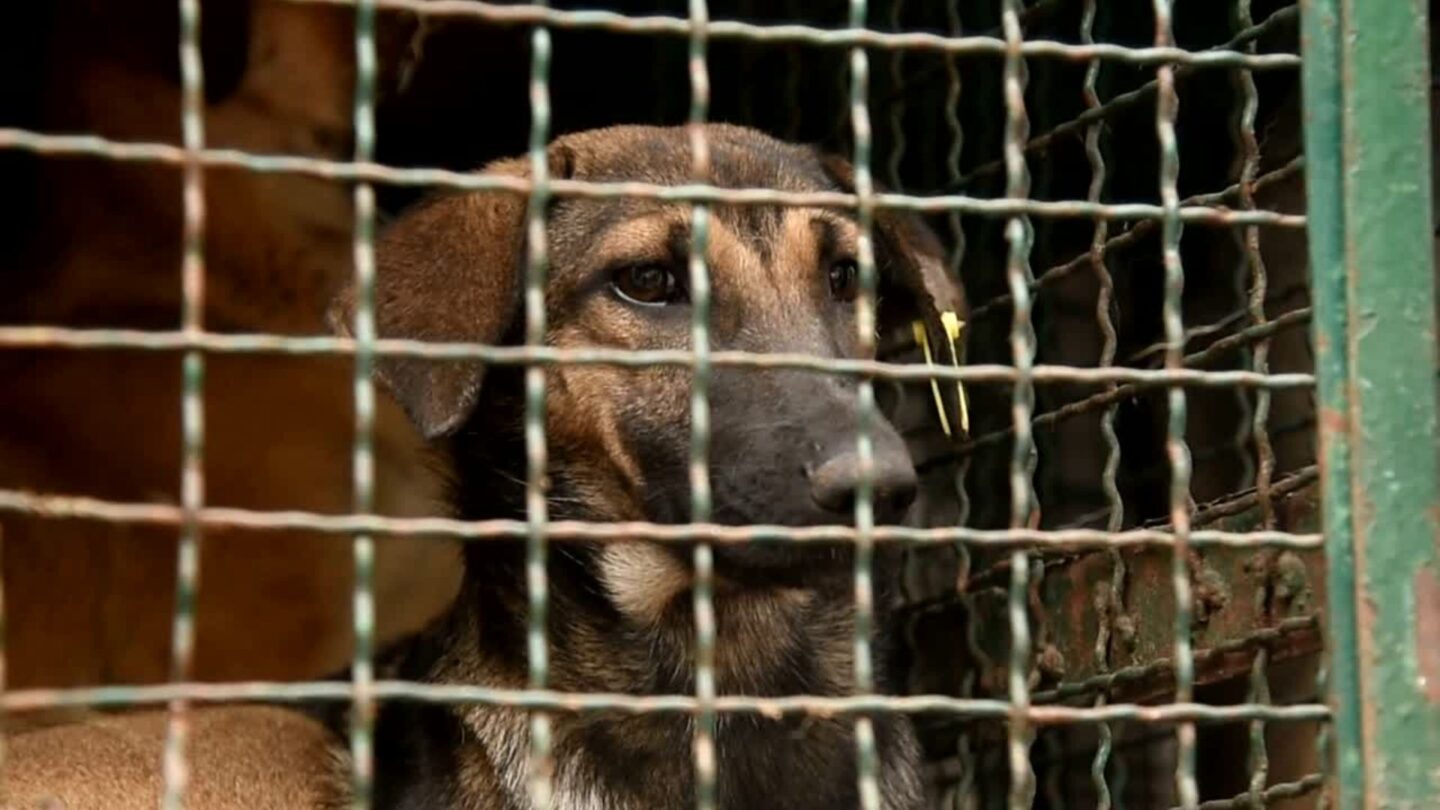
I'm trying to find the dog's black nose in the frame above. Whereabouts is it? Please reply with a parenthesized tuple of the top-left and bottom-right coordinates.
(807, 449, 919, 524)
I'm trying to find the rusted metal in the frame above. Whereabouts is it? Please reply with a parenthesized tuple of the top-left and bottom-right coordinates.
(904, 477, 1325, 719)
(904, 468, 1325, 803)
(1182, 775, 1324, 810)
(1302, 0, 1440, 803)
(1413, 570, 1440, 706)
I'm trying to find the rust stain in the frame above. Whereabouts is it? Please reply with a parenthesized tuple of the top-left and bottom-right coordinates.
(1348, 474, 1380, 799)
(1191, 563, 1231, 628)
(1318, 405, 1348, 436)
(1415, 567, 1440, 705)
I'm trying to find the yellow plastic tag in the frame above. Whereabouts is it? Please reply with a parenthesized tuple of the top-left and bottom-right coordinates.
(913, 321, 952, 437)
(939, 311, 971, 434)
(914, 312, 970, 438)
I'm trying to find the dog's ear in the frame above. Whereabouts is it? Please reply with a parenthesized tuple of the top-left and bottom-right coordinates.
(818, 153, 968, 352)
(329, 149, 573, 439)
(819, 153, 970, 436)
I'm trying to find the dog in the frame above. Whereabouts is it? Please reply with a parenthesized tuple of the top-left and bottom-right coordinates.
(317, 123, 967, 810)
(0, 0, 461, 692)
(0, 123, 965, 809)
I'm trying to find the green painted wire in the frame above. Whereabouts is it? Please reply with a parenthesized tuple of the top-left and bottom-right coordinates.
(0, 4, 1330, 801)
(160, 0, 207, 806)
(525, 12, 556, 809)
(1234, 0, 1276, 534)
(0, 127, 1308, 229)
(1149, 1, 1198, 807)
(1000, 0, 1038, 806)
(846, 1, 882, 808)
(687, 1, 718, 808)
(268, 0, 1304, 70)
(0, 678, 1331, 722)
(347, 0, 380, 807)
(1079, 0, 1126, 805)
(0, 322, 1317, 391)
(0, 486, 1323, 549)
(1223, 0, 1262, 528)
(1230, 2, 1278, 806)
(957, 6, 1300, 189)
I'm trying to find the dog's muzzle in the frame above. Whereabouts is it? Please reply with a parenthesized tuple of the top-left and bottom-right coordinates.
(711, 431, 919, 572)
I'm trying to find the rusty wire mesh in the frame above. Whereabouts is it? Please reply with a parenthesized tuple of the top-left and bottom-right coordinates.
(0, 0, 1326, 808)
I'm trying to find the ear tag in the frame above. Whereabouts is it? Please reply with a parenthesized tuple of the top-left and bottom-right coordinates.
(913, 320, 953, 438)
(939, 311, 970, 435)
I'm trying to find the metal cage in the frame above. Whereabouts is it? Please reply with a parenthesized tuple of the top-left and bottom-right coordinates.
(0, 0, 1436, 808)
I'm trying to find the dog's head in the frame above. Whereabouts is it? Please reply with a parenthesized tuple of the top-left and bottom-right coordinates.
(333, 125, 965, 570)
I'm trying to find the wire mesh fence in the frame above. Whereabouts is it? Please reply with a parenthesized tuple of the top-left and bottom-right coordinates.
(1, 0, 1434, 807)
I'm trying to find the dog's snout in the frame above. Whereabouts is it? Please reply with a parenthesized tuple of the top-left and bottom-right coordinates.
(807, 448, 918, 524)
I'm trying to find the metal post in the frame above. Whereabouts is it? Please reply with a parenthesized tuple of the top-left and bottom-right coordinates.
(1302, 0, 1440, 805)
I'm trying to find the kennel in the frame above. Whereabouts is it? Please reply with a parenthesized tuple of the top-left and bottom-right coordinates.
(0, 0, 1436, 808)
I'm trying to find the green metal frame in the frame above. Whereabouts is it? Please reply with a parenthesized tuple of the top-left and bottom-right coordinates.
(1302, 0, 1440, 805)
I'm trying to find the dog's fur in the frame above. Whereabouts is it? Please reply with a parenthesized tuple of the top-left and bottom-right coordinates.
(1, 706, 340, 809)
(312, 124, 967, 810)
(0, 124, 964, 809)
(0, 0, 460, 691)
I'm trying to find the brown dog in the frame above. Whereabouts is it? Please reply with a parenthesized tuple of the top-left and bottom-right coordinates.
(316, 123, 966, 809)
(2, 124, 965, 810)
(0, 0, 460, 692)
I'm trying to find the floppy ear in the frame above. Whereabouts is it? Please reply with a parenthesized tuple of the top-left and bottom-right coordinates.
(817, 153, 968, 345)
(329, 151, 567, 439)
(819, 155, 970, 429)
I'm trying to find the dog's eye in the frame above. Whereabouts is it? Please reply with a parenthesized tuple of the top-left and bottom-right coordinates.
(829, 259, 860, 302)
(611, 264, 685, 307)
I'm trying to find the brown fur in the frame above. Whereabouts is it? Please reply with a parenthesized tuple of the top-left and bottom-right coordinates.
(1, 707, 340, 810)
(1, 0, 460, 689)
(315, 124, 966, 809)
(1, 124, 963, 808)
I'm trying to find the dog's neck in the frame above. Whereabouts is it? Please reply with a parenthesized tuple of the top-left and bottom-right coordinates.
(355, 409, 925, 810)
(442, 406, 906, 698)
